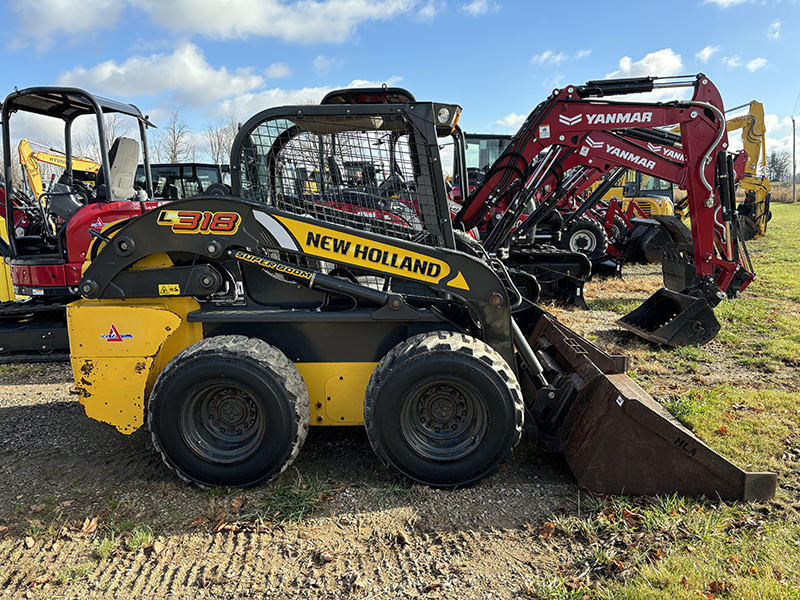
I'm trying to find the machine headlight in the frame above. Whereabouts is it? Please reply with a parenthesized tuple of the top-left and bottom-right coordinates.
(437, 107, 451, 124)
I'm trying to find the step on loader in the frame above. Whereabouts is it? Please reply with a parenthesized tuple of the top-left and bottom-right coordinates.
(67, 88, 775, 500)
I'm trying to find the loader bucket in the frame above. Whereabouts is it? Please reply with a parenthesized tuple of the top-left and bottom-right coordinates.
(616, 287, 720, 346)
(623, 215, 692, 264)
(519, 310, 776, 501)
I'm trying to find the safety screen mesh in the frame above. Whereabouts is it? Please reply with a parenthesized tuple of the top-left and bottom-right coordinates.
(237, 112, 447, 248)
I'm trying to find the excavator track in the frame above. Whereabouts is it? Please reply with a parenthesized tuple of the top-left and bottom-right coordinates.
(0, 297, 71, 362)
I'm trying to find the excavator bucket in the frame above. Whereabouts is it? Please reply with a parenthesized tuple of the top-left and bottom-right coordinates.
(616, 287, 720, 346)
(519, 310, 776, 500)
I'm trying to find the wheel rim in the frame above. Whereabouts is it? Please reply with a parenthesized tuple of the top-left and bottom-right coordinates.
(400, 379, 488, 461)
(180, 384, 266, 464)
(569, 230, 597, 252)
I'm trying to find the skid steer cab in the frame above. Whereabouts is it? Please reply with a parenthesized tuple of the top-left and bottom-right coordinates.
(68, 91, 775, 501)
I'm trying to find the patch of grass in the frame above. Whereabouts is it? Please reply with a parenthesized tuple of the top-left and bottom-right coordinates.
(662, 390, 711, 430)
(550, 494, 800, 599)
(0, 364, 44, 380)
(250, 470, 328, 524)
(55, 562, 94, 585)
(94, 535, 117, 559)
(125, 525, 154, 551)
(587, 297, 641, 314)
(116, 519, 138, 533)
(205, 487, 236, 498)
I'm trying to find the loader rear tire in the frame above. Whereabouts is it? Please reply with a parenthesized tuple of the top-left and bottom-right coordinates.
(148, 335, 309, 488)
(364, 332, 523, 488)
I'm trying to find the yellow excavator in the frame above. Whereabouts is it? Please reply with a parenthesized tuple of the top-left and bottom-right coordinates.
(17, 139, 101, 201)
(725, 101, 771, 239)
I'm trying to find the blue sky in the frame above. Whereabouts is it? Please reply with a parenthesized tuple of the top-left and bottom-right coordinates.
(1, 0, 798, 164)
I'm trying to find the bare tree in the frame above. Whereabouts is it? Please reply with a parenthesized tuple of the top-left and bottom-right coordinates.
(154, 111, 196, 163)
(203, 115, 239, 165)
(766, 150, 791, 182)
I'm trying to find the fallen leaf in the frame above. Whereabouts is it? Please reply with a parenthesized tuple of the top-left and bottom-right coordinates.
(24, 537, 35, 549)
(685, 545, 696, 553)
(681, 575, 690, 588)
(538, 522, 555, 538)
(717, 426, 729, 436)
(81, 517, 98, 536)
(30, 504, 45, 513)
(59, 501, 73, 508)
(748, 566, 758, 576)
(189, 516, 206, 528)
(231, 497, 245, 514)
(319, 549, 334, 563)
(212, 519, 227, 534)
(153, 540, 166, 555)
(424, 581, 441, 591)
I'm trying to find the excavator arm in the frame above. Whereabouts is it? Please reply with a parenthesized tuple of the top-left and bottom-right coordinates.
(17, 139, 101, 201)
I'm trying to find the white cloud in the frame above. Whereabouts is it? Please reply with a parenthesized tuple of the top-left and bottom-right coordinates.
(9, 0, 125, 50)
(695, 45, 720, 63)
(490, 112, 526, 131)
(417, 1, 439, 20)
(764, 114, 791, 133)
(531, 49, 590, 66)
(722, 55, 742, 67)
(767, 19, 781, 39)
(703, 0, 749, 6)
(132, 0, 416, 44)
(345, 76, 403, 88)
(746, 57, 768, 72)
(11, 0, 417, 47)
(532, 50, 566, 66)
(461, 0, 500, 16)
(603, 49, 686, 101)
(56, 43, 265, 106)
(213, 77, 402, 122)
(264, 63, 292, 79)
(313, 55, 345, 76)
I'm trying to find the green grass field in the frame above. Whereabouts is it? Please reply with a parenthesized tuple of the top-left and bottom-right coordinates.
(548, 202, 800, 600)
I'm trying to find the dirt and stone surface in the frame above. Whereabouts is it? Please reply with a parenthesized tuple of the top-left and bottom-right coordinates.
(0, 265, 797, 599)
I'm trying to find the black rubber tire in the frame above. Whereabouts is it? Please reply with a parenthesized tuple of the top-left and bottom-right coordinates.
(148, 335, 309, 488)
(558, 216, 609, 254)
(364, 332, 523, 488)
(204, 183, 232, 196)
(608, 216, 629, 245)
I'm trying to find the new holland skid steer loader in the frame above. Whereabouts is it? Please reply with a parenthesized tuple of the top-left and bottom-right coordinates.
(66, 79, 776, 500)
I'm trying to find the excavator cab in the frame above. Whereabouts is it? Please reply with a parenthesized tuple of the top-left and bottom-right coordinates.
(0, 87, 160, 359)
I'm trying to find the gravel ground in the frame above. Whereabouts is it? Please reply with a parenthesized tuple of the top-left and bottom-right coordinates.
(0, 278, 796, 598)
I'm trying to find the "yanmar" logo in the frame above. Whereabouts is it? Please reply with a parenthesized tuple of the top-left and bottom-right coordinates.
(647, 143, 685, 161)
(605, 144, 657, 170)
(586, 112, 653, 125)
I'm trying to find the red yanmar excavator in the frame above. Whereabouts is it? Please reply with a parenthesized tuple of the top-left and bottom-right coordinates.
(63, 75, 776, 501)
(0, 87, 163, 361)
(453, 74, 753, 346)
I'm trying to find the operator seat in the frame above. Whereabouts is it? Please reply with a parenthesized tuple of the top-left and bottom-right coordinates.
(94, 137, 140, 202)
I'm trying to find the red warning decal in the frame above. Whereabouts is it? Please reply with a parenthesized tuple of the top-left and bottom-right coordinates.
(101, 324, 133, 342)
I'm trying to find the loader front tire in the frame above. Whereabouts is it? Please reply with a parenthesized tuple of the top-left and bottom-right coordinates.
(558, 216, 608, 254)
(148, 335, 309, 488)
(364, 332, 523, 488)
